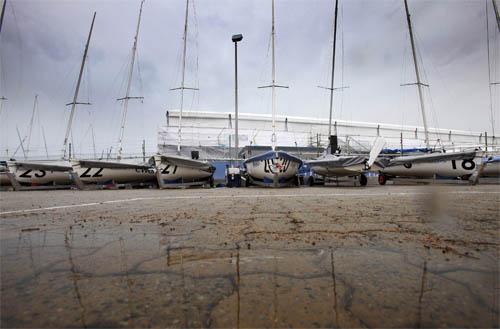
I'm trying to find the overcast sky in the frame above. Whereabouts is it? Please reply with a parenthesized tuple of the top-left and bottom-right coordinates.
(0, 0, 498, 157)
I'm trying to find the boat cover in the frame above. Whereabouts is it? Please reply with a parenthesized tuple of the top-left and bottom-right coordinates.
(152, 155, 215, 172)
(484, 155, 500, 163)
(10, 161, 72, 171)
(387, 150, 476, 166)
(244, 150, 303, 165)
(381, 147, 431, 154)
(76, 160, 152, 170)
(307, 155, 366, 168)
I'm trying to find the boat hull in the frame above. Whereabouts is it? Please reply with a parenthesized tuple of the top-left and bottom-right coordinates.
(71, 161, 156, 184)
(382, 155, 481, 179)
(244, 151, 302, 187)
(152, 155, 215, 188)
(7, 161, 73, 185)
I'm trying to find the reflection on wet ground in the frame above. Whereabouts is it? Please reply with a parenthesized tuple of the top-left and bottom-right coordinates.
(0, 187, 499, 328)
(1, 228, 497, 327)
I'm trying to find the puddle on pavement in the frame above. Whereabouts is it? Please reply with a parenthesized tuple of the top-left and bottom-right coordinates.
(1, 224, 498, 328)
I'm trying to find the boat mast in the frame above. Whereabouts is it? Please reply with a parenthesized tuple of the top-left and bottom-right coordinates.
(0, 0, 7, 116)
(403, 0, 430, 149)
(0, 0, 6, 35)
(486, 0, 496, 139)
(492, 0, 500, 32)
(117, 0, 145, 160)
(26, 94, 38, 157)
(62, 12, 96, 159)
(328, 0, 339, 137)
(258, 0, 288, 151)
(179, 0, 189, 155)
(170, 0, 198, 155)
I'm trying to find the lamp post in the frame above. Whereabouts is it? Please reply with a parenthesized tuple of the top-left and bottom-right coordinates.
(232, 34, 243, 160)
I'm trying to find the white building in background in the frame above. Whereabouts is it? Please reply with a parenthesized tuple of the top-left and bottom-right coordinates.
(158, 110, 494, 159)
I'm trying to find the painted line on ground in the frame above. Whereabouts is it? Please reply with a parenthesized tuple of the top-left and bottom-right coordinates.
(1, 191, 499, 216)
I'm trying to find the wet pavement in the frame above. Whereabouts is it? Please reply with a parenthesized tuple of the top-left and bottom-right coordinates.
(1, 186, 499, 328)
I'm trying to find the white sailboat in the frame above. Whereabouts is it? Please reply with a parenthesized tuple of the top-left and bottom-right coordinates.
(7, 12, 98, 187)
(153, 0, 215, 188)
(377, 0, 482, 184)
(306, 0, 386, 186)
(70, 1, 156, 186)
(244, 0, 302, 187)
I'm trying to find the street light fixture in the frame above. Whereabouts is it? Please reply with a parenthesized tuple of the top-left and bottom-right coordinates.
(232, 34, 243, 159)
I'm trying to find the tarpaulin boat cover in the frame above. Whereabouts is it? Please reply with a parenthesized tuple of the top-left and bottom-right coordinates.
(381, 147, 431, 154)
(152, 155, 215, 172)
(484, 155, 500, 163)
(387, 150, 476, 166)
(307, 155, 367, 168)
(10, 161, 72, 171)
(244, 150, 303, 165)
(76, 160, 152, 170)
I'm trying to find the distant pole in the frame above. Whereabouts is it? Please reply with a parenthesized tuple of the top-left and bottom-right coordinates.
(400, 132, 404, 157)
(142, 139, 146, 163)
(16, 126, 26, 160)
(232, 34, 243, 160)
(42, 126, 49, 159)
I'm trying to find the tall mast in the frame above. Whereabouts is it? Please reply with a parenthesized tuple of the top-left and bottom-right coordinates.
(62, 12, 96, 159)
(271, 0, 277, 151)
(0, 0, 6, 35)
(26, 94, 38, 157)
(403, 0, 430, 149)
(0, 0, 7, 116)
(486, 0, 496, 139)
(492, 0, 500, 32)
(117, 0, 145, 160)
(328, 0, 339, 137)
(179, 0, 189, 155)
(171, 0, 198, 155)
(258, 0, 288, 151)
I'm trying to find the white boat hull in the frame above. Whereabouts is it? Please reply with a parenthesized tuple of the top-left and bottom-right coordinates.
(244, 151, 302, 187)
(152, 155, 215, 188)
(7, 161, 73, 185)
(382, 157, 480, 179)
(71, 161, 155, 184)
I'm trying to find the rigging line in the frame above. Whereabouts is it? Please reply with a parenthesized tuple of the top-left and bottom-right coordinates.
(400, 32, 409, 132)
(412, 28, 442, 142)
(9, 1, 23, 101)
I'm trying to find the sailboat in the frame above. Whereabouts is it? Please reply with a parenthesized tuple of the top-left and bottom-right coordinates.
(377, 0, 482, 184)
(243, 0, 302, 187)
(152, 0, 215, 188)
(70, 1, 156, 186)
(306, 0, 386, 187)
(6, 13, 98, 187)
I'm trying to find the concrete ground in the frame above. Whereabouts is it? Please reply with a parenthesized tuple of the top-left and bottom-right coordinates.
(1, 185, 499, 328)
